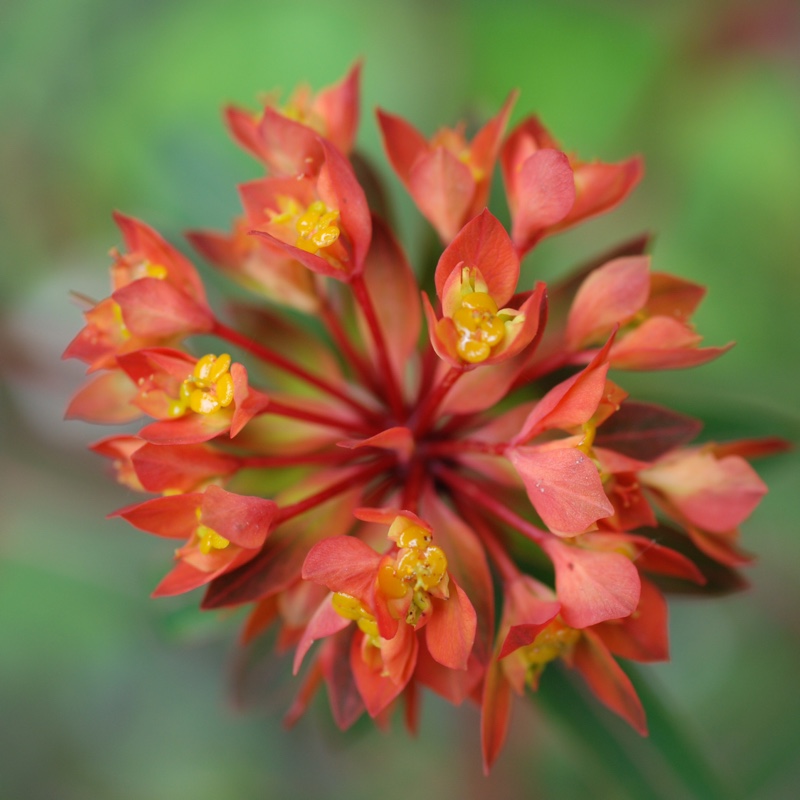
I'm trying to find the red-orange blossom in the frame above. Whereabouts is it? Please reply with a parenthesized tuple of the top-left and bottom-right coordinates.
(65, 63, 780, 773)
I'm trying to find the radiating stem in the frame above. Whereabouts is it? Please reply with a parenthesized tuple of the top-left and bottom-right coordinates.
(401, 458, 427, 514)
(457, 502, 520, 583)
(319, 295, 381, 395)
(276, 458, 391, 524)
(212, 319, 380, 421)
(350, 274, 406, 421)
(412, 366, 464, 435)
(435, 464, 548, 546)
(424, 439, 507, 458)
(264, 399, 373, 435)
(240, 450, 363, 469)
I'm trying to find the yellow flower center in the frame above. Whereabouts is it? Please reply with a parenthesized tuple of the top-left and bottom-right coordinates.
(295, 200, 341, 253)
(332, 592, 380, 645)
(193, 507, 230, 554)
(132, 260, 168, 281)
(168, 353, 235, 418)
(111, 301, 131, 341)
(520, 618, 580, 685)
(196, 523, 231, 554)
(452, 291, 507, 364)
(377, 524, 449, 626)
(269, 197, 341, 255)
(578, 420, 597, 455)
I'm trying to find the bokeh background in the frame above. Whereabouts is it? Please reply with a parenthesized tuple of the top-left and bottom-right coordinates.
(2, 0, 798, 797)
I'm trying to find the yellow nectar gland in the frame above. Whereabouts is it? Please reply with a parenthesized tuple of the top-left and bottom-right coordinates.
(520, 618, 580, 684)
(168, 353, 235, 418)
(452, 291, 506, 364)
(578, 420, 597, 455)
(192, 510, 230, 555)
(111, 301, 131, 341)
(269, 197, 340, 255)
(295, 200, 341, 254)
(130, 258, 168, 281)
(195, 523, 231, 555)
(378, 524, 449, 626)
(332, 592, 380, 645)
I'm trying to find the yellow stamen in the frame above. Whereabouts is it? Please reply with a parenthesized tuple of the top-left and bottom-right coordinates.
(332, 592, 380, 647)
(377, 563, 408, 599)
(145, 262, 168, 279)
(396, 524, 432, 549)
(452, 290, 507, 364)
(196, 523, 230, 554)
(386, 521, 450, 627)
(578, 421, 596, 455)
(294, 200, 341, 253)
(168, 353, 235, 418)
(111, 302, 131, 341)
(520, 619, 580, 685)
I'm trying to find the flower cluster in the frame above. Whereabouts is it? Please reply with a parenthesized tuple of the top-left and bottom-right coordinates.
(65, 63, 779, 772)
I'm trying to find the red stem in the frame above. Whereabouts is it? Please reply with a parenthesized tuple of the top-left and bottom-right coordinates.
(276, 458, 391, 524)
(319, 296, 381, 395)
(401, 458, 427, 514)
(456, 501, 521, 583)
(412, 366, 464, 435)
(212, 319, 380, 421)
(264, 399, 373, 435)
(240, 450, 362, 469)
(350, 274, 406, 421)
(424, 439, 508, 458)
(435, 464, 548, 546)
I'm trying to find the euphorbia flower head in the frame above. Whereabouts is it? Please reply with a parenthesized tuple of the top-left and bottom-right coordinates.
(65, 64, 780, 773)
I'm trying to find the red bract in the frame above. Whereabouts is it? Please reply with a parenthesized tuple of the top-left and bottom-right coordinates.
(65, 65, 780, 773)
(187, 218, 319, 313)
(64, 214, 213, 372)
(225, 61, 361, 176)
(564, 256, 733, 370)
(116, 347, 270, 444)
(113, 485, 277, 595)
(424, 210, 547, 368)
(377, 93, 515, 243)
(501, 116, 643, 257)
(241, 139, 372, 280)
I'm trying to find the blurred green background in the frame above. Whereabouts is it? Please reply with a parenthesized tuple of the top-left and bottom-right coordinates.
(1, 0, 798, 797)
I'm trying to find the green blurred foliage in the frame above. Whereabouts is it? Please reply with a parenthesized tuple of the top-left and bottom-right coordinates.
(1, 0, 798, 797)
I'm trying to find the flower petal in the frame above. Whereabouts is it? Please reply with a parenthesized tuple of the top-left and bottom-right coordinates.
(508, 444, 614, 535)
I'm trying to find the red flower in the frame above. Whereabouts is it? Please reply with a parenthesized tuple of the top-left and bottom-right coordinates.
(113, 485, 277, 595)
(115, 347, 269, 444)
(297, 511, 476, 718)
(501, 116, 643, 257)
(564, 255, 733, 370)
(377, 93, 516, 243)
(64, 214, 213, 371)
(241, 139, 372, 280)
(423, 210, 547, 368)
(225, 61, 361, 176)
